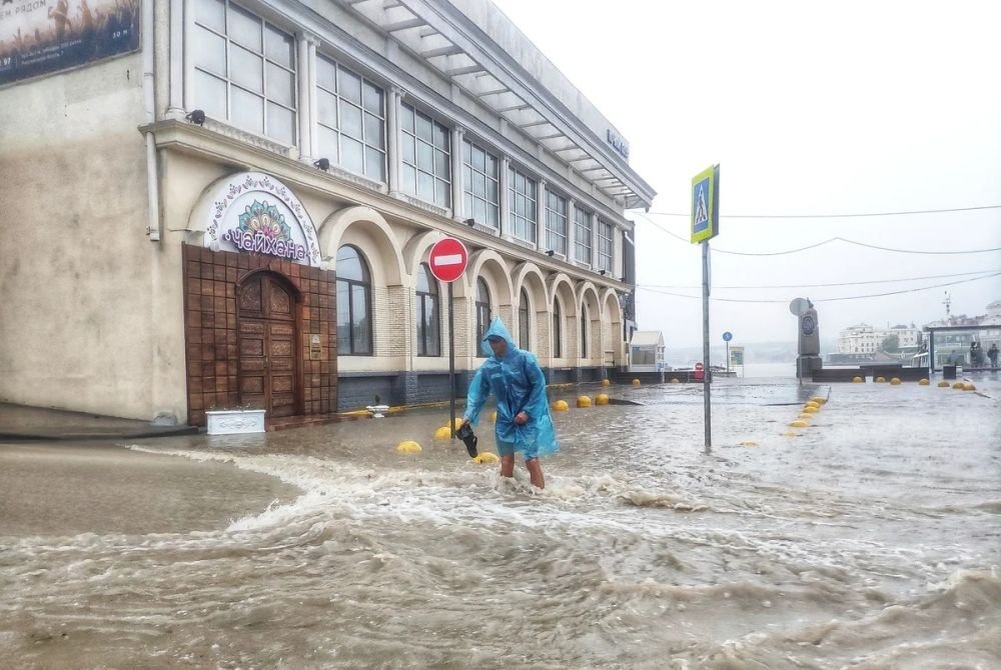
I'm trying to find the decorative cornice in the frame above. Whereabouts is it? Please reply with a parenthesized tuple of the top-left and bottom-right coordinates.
(398, 193, 449, 218)
(202, 118, 293, 157)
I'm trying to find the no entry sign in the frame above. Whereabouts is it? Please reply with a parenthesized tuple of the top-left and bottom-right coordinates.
(428, 237, 468, 283)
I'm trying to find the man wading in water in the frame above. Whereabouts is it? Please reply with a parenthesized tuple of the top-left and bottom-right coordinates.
(461, 318, 559, 489)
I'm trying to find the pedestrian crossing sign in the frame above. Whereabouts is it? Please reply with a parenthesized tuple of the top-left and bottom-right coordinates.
(691, 165, 720, 243)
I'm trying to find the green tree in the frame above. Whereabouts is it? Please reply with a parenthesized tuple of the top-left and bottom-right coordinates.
(881, 334, 900, 353)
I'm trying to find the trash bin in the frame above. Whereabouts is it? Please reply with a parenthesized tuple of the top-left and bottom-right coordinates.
(943, 365, 957, 380)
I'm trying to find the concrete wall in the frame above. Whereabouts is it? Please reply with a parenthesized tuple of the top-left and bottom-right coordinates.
(0, 53, 157, 419)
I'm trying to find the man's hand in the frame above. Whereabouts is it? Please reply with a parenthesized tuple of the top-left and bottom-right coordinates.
(514, 411, 528, 425)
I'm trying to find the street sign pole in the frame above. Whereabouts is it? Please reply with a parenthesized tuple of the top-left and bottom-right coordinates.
(726, 340, 730, 376)
(691, 164, 719, 455)
(428, 236, 469, 441)
(448, 281, 456, 438)
(701, 240, 711, 453)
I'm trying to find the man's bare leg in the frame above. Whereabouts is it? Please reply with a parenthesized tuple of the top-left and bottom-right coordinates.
(500, 454, 515, 478)
(525, 458, 544, 489)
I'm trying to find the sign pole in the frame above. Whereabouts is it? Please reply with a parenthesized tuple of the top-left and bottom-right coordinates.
(702, 240, 711, 453)
(726, 340, 730, 376)
(448, 280, 456, 438)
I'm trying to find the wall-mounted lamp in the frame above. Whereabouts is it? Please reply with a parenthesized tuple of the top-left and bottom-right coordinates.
(313, 158, 331, 171)
(464, 218, 476, 226)
(546, 249, 555, 257)
(598, 269, 606, 276)
(185, 109, 206, 125)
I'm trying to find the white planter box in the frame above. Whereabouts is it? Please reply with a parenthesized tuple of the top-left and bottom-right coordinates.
(205, 409, 266, 435)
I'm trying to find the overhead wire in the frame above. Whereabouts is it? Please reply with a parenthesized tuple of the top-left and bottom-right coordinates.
(640, 269, 1001, 291)
(631, 212, 1001, 256)
(636, 271, 1001, 304)
(645, 203, 1001, 219)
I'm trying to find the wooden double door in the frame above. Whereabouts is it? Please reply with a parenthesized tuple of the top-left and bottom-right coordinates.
(237, 273, 300, 418)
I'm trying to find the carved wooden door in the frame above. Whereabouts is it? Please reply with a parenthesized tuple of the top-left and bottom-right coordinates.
(237, 274, 299, 418)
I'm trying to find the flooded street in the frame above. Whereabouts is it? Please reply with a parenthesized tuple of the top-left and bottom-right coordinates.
(2, 376, 1000, 669)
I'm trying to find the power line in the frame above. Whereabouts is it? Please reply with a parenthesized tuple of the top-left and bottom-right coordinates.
(640, 269, 1001, 291)
(632, 212, 1001, 256)
(645, 204, 1001, 219)
(636, 271, 1001, 304)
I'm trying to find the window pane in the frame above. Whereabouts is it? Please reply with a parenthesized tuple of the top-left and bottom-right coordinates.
(336, 246, 362, 280)
(434, 149, 449, 179)
(266, 63, 294, 107)
(340, 101, 362, 138)
(402, 165, 417, 195)
(401, 104, 414, 133)
(474, 146, 485, 172)
(364, 112, 385, 148)
(316, 57, 336, 92)
(427, 297, 440, 356)
(473, 199, 485, 224)
(317, 125, 338, 161)
(418, 171, 434, 199)
(435, 179, 450, 207)
(228, 4, 262, 51)
(337, 282, 351, 354)
(338, 67, 362, 104)
(363, 81, 383, 115)
(463, 194, 472, 217)
(365, 147, 385, 181)
(416, 264, 431, 293)
(417, 140, 432, 170)
(416, 112, 432, 141)
(230, 45, 263, 93)
(473, 172, 485, 197)
(462, 140, 471, 162)
(342, 136, 364, 174)
(352, 285, 371, 353)
(403, 136, 415, 164)
(231, 87, 264, 134)
(193, 25, 226, 76)
(267, 103, 295, 144)
(265, 25, 294, 68)
(195, 0, 225, 33)
(485, 154, 497, 177)
(194, 70, 227, 119)
(317, 89, 337, 126)
(432, 122, 446, 149)
(486, 203, 498, 227)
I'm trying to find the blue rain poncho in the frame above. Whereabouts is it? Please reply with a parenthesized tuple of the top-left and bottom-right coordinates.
(463, 318, 559, 459)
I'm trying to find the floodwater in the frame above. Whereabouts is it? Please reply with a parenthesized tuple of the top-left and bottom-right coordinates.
(2, 375, 1000, 669)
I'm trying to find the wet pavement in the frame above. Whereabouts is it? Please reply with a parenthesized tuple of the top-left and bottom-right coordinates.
(0, 403, 197, 441)
(1, 373, 998, 669)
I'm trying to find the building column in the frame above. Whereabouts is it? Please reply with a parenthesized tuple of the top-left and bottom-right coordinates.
(536, 179, 547, 250)
(308, 41, 318, 159)
(296, 33, 311, 161)
(499, 156, 510, 239)
(592, 215, 601, 272)
(566, 197, 576, 262)
(386, 87, 403, 196)
(451, 125, 465, 221)
(166, 0, 185, 118)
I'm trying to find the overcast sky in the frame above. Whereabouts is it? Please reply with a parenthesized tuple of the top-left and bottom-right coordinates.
(491, 0, 1001, 348)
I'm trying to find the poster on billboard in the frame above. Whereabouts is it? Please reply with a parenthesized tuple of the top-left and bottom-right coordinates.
(0, 0, 140, 86)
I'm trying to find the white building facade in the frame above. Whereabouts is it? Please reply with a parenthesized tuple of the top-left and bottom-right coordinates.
(837, 323, 921, 355)
(0, 0, 654, 426)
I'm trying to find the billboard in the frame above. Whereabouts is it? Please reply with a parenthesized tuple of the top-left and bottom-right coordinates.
(0, 0, 140, 86)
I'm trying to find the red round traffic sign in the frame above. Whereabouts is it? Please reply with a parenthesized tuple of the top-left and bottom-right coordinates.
(695, 362, 704, 371)
(428, 237, 468, 283)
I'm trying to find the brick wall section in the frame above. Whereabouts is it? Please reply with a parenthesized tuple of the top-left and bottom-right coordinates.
(182, 244, 338, 426)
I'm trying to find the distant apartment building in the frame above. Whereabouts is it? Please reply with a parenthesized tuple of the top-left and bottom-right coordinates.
(837, 323, 921, 354)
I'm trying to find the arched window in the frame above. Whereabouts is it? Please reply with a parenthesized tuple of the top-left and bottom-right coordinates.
(580, 304, 588, 359)
(552, 299, 562, 359)
(475, 278, 491, 357)
(336, 245, 372, 355)
(415, 263, 440, 356)
(518, 288, 530, 350)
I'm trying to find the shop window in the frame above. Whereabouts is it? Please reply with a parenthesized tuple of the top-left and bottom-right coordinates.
(336, 245, 372, 355)
(192, 0, 296, 144)
(552, 299, 562, 358)
(475, 278, 491, 357)
(415, 263, 441, 357)
(518, 288, 530, 350)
